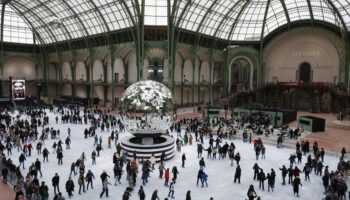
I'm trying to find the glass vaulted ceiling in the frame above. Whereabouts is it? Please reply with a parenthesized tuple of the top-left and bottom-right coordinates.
(1, 0, 350, 44)
(175, 0, 350, 41)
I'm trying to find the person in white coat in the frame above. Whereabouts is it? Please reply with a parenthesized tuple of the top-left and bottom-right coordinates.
(150, 154, 156, 170)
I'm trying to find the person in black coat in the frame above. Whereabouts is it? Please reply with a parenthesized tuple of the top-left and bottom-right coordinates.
(270, 169, 276, 189)
(288, 166, 294, 184)
(35, 159, 42, 178)
(322, 173, 329, 192)
(138, 186, 145, 200)
(258, 169, 266, 191)
(267, 173, 274, 192)
(199, 158, 205, 169)
(57, 150, 63, 165)
(123, 187, 131, 200)
(234, 152, 241, 165)
(19, 153, 26, 169)
(151, 189, 160, 200)
(253, 163, 260, 181)
(234, 165, 241, 184)
(197, 169, 203, 186)
(279, 165, 287, 185)
(302, 163, 311, 182)
(292, 176, 302, 197)
(65, 177, 74, 198)
(186, 190, 191, 200)
(1, 167, 8, 184)
(182, 153, 186, 168)
(341, 147, 346, 160)
(171, 166, 179, 183)
(86, 170, 95, 190)
(52, 173, 60, 195)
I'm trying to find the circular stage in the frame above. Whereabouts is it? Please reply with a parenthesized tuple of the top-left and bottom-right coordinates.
(120, 135, 175, 162)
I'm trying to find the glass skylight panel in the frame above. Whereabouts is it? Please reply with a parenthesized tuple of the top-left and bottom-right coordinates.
(179, 0, 211, 31)
(285, 0, 311, 21)
(333, 0, 350, 28)
(1, 6, 34, 44)
(199, 0, 237, 36)
(144, 0, 167, 25)
(230, 1, 266, 41)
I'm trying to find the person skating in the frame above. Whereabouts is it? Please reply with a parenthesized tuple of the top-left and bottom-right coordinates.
(151, 189, 160, 200)
(100, 170, 110, 184)
(234, 152, 241, 165)
(288, 166, 294, 184)
(292, 176, 302, 197)
(138, 186, 146, 200)
(78, 173, 86, 194)
(186, 190, 191, 200)
(201, 171, 208, 187)
(91, 150, 97, 165)
(234, 165, 241, 184)
(302, 163, 311, 182)
(296, 150, 302, 164)
(57, 149, 63, 165)
(270, 168, 276, 190)
(247, 185, 258, 200)
(197, 143, 204, 158)
(316, 160, 324, 176)
(39, 181, 49, 200)
(43, 147, 49, 162)
(35, 159, 42, 178)
(341, 147, 346, 160)
(258, 169, 266, 191)
(86, 170, 95, 190)
(182, 153, 186, 168)
(159, 162, 165, 178)
(100, 178, 111, 198)
(150, 154, 156, 170)
(253, 163, 261, 181)
(65, 177, 74, 198)
(164, 168, 170, 186)
(69, 162, 77, 177)
(168, 180, 175, 198)
(171, 166, 179, 183)
(199, 157, 205, 169)
(279, 165, 287, 185)
(197, 169, 204, 186)
(52, 173, 60, 195)
(19, 153, 26, 169)
(267, 173, 274, 192)
(322, 172, 329, 193)
(1, 167, 8, 184)
(122, 187, 131, 200)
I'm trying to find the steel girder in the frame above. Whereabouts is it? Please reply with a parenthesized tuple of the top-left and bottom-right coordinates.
(279, 0, 290, 28)
(324, 0, 349, 87)
(306, 0, 314, 25)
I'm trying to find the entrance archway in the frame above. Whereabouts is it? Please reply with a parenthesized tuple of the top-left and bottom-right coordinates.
(229, 57, 253, 92)
(299, 62, 311, 83)
(148, 60, 164, 82)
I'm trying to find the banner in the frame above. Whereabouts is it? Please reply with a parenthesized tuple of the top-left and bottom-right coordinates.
(12, 79, 25, 100)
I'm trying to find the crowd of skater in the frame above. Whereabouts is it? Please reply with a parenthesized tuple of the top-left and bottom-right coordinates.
(0, 104, 349, 200)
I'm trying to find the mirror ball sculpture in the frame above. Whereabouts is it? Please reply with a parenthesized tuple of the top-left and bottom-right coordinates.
(120, 80, 175, 162)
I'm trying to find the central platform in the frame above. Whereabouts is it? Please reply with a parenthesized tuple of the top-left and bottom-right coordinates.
(120, 135, 175, 162)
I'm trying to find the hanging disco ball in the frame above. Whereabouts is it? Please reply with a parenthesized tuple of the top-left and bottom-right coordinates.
(120, 80, 174, 137)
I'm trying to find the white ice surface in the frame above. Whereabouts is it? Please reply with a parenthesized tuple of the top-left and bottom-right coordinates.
(7, 110, 343, 200)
